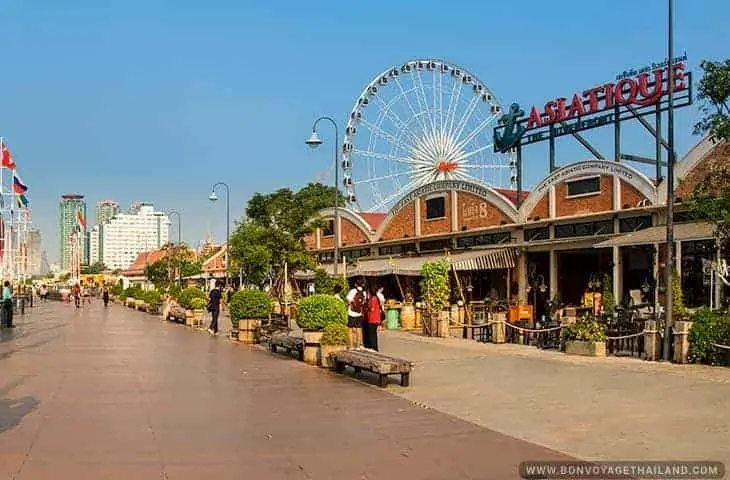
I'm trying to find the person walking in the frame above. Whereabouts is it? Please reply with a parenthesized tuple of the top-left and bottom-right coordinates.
(345, 278, 367, 348)
(102, 287, 110, 307)
(2, 281, 14, 328)
(207, 280, 223, 335)
(363, 284, 384, 350)
(72, 283, 81, 308)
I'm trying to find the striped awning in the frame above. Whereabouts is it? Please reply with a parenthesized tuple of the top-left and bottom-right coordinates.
(450, 247, 518, 271)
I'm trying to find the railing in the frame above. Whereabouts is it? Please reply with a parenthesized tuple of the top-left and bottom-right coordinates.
(504, 321, 562, 349)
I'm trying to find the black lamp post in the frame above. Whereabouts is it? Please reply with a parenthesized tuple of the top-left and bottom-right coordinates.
(168, 210, 182, 285)
(209, 182, 230, 289)
(306, 116, 341, 276)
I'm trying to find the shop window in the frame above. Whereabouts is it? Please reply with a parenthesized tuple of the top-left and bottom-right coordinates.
(619, 215, 652, 233)
(681, 240, 716, 308)
(673, 210, 697, 223)
(378, 243, 415, 256)
(425, 196, 446, 220)
(554, 220, 614, 239)
(322, 219, 335, 237)
(342, 248, 370, 261)
(524, 227, 550, 242)
(566, 177, 600, 197)
(420, 239, 452, 252)
(456, 231, 511, 248)
(317, 251, 335, 263)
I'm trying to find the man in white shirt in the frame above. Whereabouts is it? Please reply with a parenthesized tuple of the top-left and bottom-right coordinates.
(345, 278, 367, 348)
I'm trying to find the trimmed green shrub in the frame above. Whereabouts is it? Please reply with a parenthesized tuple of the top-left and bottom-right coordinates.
(561, 315, 607, 343)
(178, 287, 206, 309)
(168, 284, 182, 300)
(689, 309, 730, 366)
(321, 323, 349, 346)
(144, 290, 162, 306)
(124, 285, 143, 300)
(190, 297, 207, 310)
(110, 284, 123, 296)
(296, 294, 347, 331)
(229, 289, 273, 326)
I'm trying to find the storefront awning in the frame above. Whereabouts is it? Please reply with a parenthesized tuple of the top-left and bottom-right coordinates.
(350, 247, 517, 277)
(593, 222, 715, 248)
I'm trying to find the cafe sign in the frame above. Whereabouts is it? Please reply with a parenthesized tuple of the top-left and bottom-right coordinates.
(493, 55, 692, 153)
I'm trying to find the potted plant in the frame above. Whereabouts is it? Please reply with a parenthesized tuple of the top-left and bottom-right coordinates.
(229, 289, 273, 343)
(319, 323, 350, 368)
(144, 290, 163, 315)
(178, 287, 206, 326)
(561, 315, 607, 357)
(420, 260, 450, 337)
(295, 294, 347, 365)
(190, 297, 208, 327)
(601, 274, 615, 319)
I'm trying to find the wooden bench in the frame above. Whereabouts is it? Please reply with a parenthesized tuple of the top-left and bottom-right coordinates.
(330, 349, 413, 388)
(269, 333, 304, 361)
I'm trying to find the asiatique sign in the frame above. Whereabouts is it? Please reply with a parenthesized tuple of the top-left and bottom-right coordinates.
(493, 56, 692, 153)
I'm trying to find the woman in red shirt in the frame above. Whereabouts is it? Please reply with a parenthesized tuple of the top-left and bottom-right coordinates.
(363, 284, 383, 350)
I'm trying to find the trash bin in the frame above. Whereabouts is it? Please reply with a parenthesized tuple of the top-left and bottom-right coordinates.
(386, 308, 400, 329)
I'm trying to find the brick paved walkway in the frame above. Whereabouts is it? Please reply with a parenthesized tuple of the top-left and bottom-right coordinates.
(0, 302, 568, 479)
(379, 330, 730, 465)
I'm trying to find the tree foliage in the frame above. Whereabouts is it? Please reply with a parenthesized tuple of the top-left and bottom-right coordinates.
(228, 182, 343, 288)
(694, 59, 730, 142)
(688, 59, 730, 250)
(81, 261, 106, 274)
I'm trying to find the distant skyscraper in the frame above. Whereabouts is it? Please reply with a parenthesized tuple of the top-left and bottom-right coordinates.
(26, 228, 42, 276)
(40, 250, 51, 275)
(102, 203, 170, 270)
(60, 194, 87, 271)
(88, 225, 101, 265)
(96, 200, 120, 226)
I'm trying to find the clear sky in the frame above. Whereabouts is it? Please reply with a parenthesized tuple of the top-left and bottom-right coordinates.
(1, 0, 728, 263)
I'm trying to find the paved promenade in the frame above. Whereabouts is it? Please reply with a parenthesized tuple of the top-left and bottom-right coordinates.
(379, 330, 730, 465)
(0, 302, 568, 479)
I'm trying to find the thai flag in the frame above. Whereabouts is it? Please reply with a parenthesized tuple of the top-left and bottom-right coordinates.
(12, 175, 27, 194)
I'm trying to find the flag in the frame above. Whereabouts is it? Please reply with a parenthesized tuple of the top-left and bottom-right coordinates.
(76, 208, 86, 229)
(12, 175, 27, 194)
(16, 194, 29, 209)
(1, 144, 16, 169)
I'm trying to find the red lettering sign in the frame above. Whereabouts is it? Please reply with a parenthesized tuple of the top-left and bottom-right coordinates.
(527, 63, 686, 130)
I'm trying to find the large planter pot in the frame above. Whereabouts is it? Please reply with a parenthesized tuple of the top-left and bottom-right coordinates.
(565, 340, 606, 357)
(148, 304, 161, 315)
(238, 319, 261, 344)
(193, 309, 206, 325)
(319, 344, 347, 368)
(302, 330, 323, 365)
(230, 324, 239, 341)
(185, 310, 195, 327)
(126, 298, 136, 308)
(135, 300, 147, 311)
(437, 309, 450, 338)
(400, 304, 416, 330)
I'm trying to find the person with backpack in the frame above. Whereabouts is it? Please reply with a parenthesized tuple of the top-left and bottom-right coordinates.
(363, 284, 384, 350)
(346, 278, 367, 348)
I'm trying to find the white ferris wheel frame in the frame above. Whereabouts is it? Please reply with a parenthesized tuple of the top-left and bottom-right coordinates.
(341, 59, 516, 212)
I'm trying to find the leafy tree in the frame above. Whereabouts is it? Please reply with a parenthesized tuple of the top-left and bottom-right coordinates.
(694, 59, 730, 142)
(229, 182, 343, 289)
(144, 260, 170, 290)
(687, 59, 730, 250)
(181, 260, 202, 278)
(81, 261, 106, 274)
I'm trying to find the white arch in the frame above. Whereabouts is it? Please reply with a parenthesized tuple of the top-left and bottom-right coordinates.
(657, 135, 717, 204)
(374, 180, 519, 240)
(315, 207, 375, 242)
(519, 160, 658, 220)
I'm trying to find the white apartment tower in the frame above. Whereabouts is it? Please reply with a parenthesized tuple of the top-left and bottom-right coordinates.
(88, 225, 101, 265)
(96, 200, 120, 226)
(101, 203, 170, 270)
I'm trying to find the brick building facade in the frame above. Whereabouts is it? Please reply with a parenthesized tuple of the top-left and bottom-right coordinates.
(304, 137, 726, 312)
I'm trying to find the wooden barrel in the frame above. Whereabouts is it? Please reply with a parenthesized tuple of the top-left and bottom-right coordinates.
(238, 319, 261, 344)
(438, 309, 450, 337)
(400, 305, 416, 329)
(302, 330, 323, 365)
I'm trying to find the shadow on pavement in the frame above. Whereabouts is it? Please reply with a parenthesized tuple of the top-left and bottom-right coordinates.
(0, 378, 39, 434)
(0, 323, 67, 344)
(0, 335, 62, 361)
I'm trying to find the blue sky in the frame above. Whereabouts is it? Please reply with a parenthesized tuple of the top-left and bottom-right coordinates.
(1, 0, 728, 263)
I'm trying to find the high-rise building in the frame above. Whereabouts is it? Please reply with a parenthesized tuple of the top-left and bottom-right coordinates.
(88, 225, 101, 265)
(40, 250, 51, 275)
(102, 203, 170, 270)
(60, 194, 87, 271)
(26, 228, 42, 276)
(96, 200, 120, 226)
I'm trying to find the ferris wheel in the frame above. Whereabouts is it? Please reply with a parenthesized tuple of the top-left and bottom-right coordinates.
(342, 59, 516, 212)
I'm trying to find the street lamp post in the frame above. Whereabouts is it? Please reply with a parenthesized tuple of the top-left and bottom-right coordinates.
(662, 0, 676, 362)
(209, 182, 230, 289)
(306, 116, 340, 276)
(168, 210, 182, 285)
